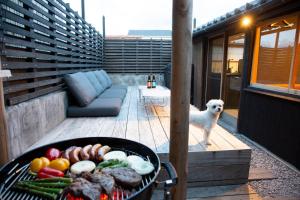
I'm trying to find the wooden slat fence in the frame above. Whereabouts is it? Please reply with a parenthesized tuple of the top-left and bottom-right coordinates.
(103, 38, 171, 73)
(0, 0, 104, 106)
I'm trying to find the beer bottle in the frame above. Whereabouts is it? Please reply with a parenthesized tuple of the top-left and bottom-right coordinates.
(147, 75, 152, 88)
(152, 75, 156, 88)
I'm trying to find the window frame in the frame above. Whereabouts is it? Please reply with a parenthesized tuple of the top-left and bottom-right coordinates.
(250, 12, 300, 96)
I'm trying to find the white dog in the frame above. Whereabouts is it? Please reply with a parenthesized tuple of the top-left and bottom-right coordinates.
(189, 99, 224, 145)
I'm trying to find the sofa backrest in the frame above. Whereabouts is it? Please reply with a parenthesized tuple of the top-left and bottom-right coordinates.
(94, 70, 110, 89)
(100, 70, 112, 87)
(64, 72, 98, 107)
(84, 72, 105, 94)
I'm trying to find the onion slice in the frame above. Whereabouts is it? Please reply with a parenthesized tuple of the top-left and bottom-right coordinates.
(70, 160, 96, 174)
(103, 151, 127, 161)
(127, 155, 154, 175)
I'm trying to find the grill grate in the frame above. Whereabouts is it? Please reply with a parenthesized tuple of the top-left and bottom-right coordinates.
(0, 148, 157, 200)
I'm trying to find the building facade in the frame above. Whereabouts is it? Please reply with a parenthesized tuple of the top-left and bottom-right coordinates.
(192, 0, 300, 169)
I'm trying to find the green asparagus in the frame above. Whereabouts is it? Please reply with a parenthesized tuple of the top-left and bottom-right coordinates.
(14, 185, 58, 200)
(24, 177, 72, 183)
(21, 181, 70, 188)
(16, 182, 62, 194)
(97, 159, 128, 170)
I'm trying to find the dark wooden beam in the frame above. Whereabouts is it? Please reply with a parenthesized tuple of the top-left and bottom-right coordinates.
(81, 0, 85, 19)
(169, 0, 193, 199)
(102, 16, 106, 39)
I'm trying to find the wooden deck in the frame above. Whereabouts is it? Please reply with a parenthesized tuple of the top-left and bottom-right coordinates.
(29, 86, 251, 186)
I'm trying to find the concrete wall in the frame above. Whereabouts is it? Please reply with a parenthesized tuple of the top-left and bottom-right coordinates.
(109, 73, 165, 86)
(5, 92, 67, 160)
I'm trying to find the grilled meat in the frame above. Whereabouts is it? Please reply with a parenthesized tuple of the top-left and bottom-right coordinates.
(65, 178, 102, 200)
(102, 167, 142, 188)
(82, 172, 115, 196)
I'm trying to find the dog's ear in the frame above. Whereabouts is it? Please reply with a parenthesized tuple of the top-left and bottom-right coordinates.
(206, 100, 212, 107)
(219, 99, 224, 105)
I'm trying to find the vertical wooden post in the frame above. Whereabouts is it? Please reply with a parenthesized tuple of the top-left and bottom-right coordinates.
(0, 61, 9, 165)
(102, 16, 106, 39)
(81, 0, 85, 19)
(170, 0, 193, 199)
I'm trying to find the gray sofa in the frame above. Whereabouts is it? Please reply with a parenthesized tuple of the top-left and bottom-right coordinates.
(65, 70, 127, 117)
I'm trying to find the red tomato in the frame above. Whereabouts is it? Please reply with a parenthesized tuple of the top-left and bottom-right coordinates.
(45, 148, 61, 161)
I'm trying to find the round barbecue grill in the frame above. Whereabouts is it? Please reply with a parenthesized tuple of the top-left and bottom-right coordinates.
(0, 137, 177, 200)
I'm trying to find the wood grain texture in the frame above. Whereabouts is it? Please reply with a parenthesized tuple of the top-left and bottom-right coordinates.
(6, 92, 67, 160)
(1, 0, 103, 105)
(169, 0, 194, 198)
(152, 184, 261, 200)
(0, 77, 9, 164)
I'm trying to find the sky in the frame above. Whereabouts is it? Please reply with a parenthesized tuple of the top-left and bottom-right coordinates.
(64, 0, 253, 36)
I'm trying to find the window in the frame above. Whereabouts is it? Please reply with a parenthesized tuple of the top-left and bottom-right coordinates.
(251, 13, 300, 95)
(227, 33, 245, 74)
(210, 37, 224, 74)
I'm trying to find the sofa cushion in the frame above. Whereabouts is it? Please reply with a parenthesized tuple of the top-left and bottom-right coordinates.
(64, 72, 98, 106)
(110, 85, 128, 92)
(100, 70, 112, 87)
(84, 72, 105, 95)
(94, 71, 109, 89)
(67, 97, 122, 117)
(99, 88, 127, 100)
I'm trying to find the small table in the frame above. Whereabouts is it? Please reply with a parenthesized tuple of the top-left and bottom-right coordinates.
(138, 85, 170, 106)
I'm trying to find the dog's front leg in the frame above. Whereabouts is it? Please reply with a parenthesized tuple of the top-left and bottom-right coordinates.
(204, 129, 211, 145)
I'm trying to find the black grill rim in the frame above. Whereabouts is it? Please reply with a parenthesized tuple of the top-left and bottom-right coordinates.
(0, 137, 162, 200)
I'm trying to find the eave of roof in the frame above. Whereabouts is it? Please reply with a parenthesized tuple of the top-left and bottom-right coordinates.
(192, 0, 291, 38)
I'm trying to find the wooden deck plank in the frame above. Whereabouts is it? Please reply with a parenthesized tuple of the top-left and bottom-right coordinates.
(145, 105, 169, 153)
(54, 118, 92, 140)
(28, 118, 75, 150)
(152, 184, 261, 200)
(214, 125, 250, 150)
(111, 87, 131, 138)
(188, 194, 262, 200)
(137, 103, 157, 151)
(248, 168, 275, 181)
(79, 117, 104, 137)
(125, 86, 139, 142)
(98, 117, 118, 137)
(189, 124, 220, 151)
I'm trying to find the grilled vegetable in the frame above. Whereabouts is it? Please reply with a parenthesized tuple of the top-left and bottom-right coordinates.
(103, 151, 127, 161)
(22, 182, 70, 188)
(24, 177, 72, 183)
(127, 156, 154, 175)
(45, 148, 61, 161)
(96, 159, 128, 170)
(37, 172, 55, 179)
(14, 185, 58, 200)
(49, 158, 70, 171)
(16, 182, 63, 194)
(30, 157, 50, 173)
(70, 160, 96, 174)
(38, 167, 64, 179)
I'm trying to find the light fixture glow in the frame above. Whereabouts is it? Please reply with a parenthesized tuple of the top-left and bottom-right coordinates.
(242, 16, 252, 27)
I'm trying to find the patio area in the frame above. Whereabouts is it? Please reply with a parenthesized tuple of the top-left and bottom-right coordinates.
(27, 86, 300, 200)
(0, 0, 299, 199)
(28, 86, 251, 187)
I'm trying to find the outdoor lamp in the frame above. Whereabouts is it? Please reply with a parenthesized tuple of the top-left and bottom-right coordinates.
(241, 16, 252, 27)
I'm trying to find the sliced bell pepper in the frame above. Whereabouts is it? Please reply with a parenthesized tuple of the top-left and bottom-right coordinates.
(37, 167, 64, 179)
